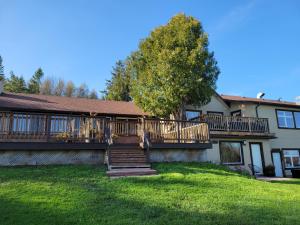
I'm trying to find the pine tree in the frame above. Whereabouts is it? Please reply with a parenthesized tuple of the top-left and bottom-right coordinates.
(0, 55, 5, 81)
(102, 60, 131, 101)
(28, 68, 44, 94)
(4, 71, 27, 93)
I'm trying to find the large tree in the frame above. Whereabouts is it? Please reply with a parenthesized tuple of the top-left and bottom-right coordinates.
(4, 71, 27, 93)
(102, 60, 131, 101)
(130, 14, 220, 118)
(27, 68, 44, 94)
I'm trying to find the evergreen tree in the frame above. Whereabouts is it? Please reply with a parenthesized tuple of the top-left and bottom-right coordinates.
(4, 71, 27, 93)
(130, 14, 219, 118)
(28, 68, 44, 94)
(102, 60, 131, 101)
(0, 55, 4, 81)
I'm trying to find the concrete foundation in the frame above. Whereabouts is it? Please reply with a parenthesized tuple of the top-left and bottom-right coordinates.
(0, 150, 105, 166)
(150, 149, 207, 162)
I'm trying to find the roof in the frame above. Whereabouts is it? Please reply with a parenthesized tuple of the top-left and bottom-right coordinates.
(0, 92, 147, 116)
(221, 94, 300, 108)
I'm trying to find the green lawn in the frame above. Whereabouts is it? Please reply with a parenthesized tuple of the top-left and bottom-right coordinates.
(0, 163, 299, 225)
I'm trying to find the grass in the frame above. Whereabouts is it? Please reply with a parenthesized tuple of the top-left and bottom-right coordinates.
(0, 163, 299, 225)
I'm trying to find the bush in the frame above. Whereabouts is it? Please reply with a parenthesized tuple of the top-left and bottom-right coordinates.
(263, 165, 275, 177)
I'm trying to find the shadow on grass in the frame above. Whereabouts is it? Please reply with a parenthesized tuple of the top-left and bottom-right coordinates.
(0, 164, 299, 225)
(270, 179, 300, 185)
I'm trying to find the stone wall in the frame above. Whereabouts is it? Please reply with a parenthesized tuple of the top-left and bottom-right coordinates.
(0, 150, 105, 166)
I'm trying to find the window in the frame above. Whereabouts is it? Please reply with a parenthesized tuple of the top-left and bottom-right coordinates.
(231, 110, 242, 117)
(207, 111, 223, 117)
(184, 110, 201, 121)
(12, 114, 45, 133)
(283, 150, 300, 168)
(277, 110, 295, 128)
(294, 112, 300, 128)
(220, 142, 243, 165)
(50, 116, 68, 133)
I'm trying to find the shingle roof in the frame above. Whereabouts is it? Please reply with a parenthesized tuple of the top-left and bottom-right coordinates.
(0, 92, 147, 116)
(221, 94, 300, 108)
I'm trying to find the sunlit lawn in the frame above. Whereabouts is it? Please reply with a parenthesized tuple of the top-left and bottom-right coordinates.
(0, 163, 299, 225)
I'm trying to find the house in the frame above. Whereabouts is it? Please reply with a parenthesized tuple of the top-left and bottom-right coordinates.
(0, 80, 299, 177)
(185, 93, 300, 177)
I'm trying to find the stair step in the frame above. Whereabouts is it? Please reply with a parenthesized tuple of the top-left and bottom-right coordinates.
(110, 145, 140, 149)
(110, 156, 146, 158)
(107, 168, 157, 177)
(110, 164, 151, 169)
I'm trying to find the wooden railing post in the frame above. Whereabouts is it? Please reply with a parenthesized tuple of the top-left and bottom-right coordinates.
(248, 118, 252, 132)
(226, 117, 229, 131)
(177, 121, 180, 143)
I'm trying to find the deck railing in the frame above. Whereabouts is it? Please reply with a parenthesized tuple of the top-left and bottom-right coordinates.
(0, 112, 106, 143)
(0, 112, 211, 144)
(143, 118, 210, 143)
(202, 115, 270, 134)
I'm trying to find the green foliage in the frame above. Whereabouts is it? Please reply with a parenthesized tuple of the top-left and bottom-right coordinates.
(102, 60, 131, 101)
(4, 71, 27, 93)
(27, 68, 44, 94)
(0, 55, 4, 81)
(130, 14, 220, 117)
(0, 163, 299, 225)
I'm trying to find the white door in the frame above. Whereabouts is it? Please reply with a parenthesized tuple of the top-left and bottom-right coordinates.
(251, 144, 263, 175)
(272, 152, 283, 177)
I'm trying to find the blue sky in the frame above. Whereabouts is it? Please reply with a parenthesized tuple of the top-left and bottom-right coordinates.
(0, 0, 299, 101)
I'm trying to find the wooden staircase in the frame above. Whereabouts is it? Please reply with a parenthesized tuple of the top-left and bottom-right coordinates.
(106, 143, 156, 177)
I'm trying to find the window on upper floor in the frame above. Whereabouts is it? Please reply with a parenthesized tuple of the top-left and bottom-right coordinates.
(283, 150, 300, 168)
(184, 110, 201, 121)
(276, 110, 300, 129)
(294, 112, 300, 128)
(231, 110, 242, 117)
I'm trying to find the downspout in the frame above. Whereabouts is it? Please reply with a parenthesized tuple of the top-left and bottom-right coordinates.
(255, 103, 261, 118)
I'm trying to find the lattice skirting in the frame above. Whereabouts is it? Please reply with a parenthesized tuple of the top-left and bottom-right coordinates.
(0, 150, 105, 166)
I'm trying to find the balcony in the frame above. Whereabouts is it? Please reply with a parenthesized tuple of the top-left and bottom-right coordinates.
(202, 115, 275, 139)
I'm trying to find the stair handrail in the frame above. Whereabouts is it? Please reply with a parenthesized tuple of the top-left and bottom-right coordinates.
(104, 123, 112, 168)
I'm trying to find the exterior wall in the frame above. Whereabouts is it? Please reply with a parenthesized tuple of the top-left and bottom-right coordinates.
(150, 149, 207, 162)
(0, 150, 105, 166)
(206, 138, 272, 175)
(218, 102, 300, 176)
(186, 94, 230, 115)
